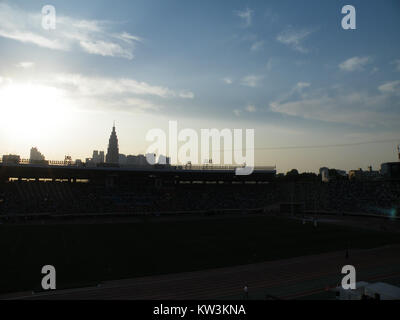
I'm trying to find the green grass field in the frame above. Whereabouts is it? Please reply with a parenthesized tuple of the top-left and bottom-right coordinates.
(1, 215, 400, 294)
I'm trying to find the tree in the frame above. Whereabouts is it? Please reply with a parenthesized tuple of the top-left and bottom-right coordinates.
(286, 169, 299, 176)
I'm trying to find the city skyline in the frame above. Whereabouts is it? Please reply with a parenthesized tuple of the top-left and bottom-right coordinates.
(2, 121, 398, 175)
(0, 0, 400, 173)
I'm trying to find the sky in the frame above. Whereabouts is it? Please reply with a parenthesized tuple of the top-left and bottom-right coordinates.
(0, 0, 399, 173)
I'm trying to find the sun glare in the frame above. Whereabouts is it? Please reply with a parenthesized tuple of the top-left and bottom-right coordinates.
(0, 82, 72, 144)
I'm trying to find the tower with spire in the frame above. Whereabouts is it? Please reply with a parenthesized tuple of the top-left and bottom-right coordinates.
(106, 122, 119, 164)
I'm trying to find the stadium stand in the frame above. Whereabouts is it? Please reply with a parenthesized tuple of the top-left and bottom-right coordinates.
(0, 164, 398, 220)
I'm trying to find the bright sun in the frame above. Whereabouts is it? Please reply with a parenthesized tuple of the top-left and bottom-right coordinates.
(0, 82, 72, 145)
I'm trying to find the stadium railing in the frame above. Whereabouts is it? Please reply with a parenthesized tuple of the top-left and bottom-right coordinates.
(0, 158, 276, 171)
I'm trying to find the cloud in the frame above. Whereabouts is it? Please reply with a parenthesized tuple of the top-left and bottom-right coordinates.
(295, 82, 311, 90)
(109, 97, 161, 112)
(233, 104, 257, 117)
(52, 73, 192, 99)
(269, 82, 400, 127)
(391, 59, 400, 72)
(370, 67, 379, 74)
(0, 3, 140, 59)
(274, 82, 311, 103)
(241, 75, 263, 87)
(378, 80, 400, 94)
(250, 40, 264, 52)
(16, 62, 35, 68)
(264, 9, 279, 24)
(245, 105, 257, 112)
(276, 27, 312, 53)
(0, 73, 194, 115)
(266, 58, 277, 71)
(235, 8, 253, 27)
(0, 76, 12, 86)
(233, 109, 241, 116)
(222, 77, 233, 84)
(179, 91, 195, 99)
(78, 40, 134, 59)
(0, 29, 67, 50)
(339, 56, 371, 72)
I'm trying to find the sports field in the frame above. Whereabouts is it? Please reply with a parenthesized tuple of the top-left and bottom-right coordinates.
(1, 215, 399, 295)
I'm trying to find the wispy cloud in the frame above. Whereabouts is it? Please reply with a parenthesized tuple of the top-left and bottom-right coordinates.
(269, 81, 400, 127)
(391, 59, 400, 72)
(52, 73, 193, 99)
(245, 104, 257, 112)
(250, 40, 264, 52)
(179, 91, 195, 99)
(271, 82, 311, 106)
(266, 58, 276, 71)
(108, 97, 161, 112)
(241, 75, 263, 87)
(378, 80, 400, 94)
(264, 9, 279, 24)
(222, 77, 233, 84)
(276, 27, 313, 53)
(370, 67, 379, 74)
(0, 76, 12, 86)
(295, 82, 311, 90)
(0, 3, 140, 59)
(339, 56, 371, 72)
(0, 73, 194, 115)
(0, 29, 67, 50)
(232, 104, 257, 117)
(235, 8, 253, 28)
(16, 61, 35, 68)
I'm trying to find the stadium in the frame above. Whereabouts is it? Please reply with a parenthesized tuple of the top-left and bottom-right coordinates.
(1, 0, 400, 306)
(1, 158, 400, 300)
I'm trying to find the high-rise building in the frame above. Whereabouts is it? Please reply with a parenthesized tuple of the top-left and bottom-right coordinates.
(30, 147, 45, 161)
(92, 150, 105, 164)
(106, 123, 119, 164)
(2, 154, 21, 164)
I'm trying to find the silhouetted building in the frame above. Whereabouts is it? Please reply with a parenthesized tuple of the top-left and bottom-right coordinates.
(92, 150, 105, 164)
(146, 153, 156, 165)
(158, 154, 171, 165)
(349, 166, 380, 181)
(319, 167, 329, 182)
(126, 154, 147, 166)
(119, 154, 127, 165)
(2, 154, 20, 164)
(379, 146, 400, 180)
(398, 145, 400, 161)
(381, 162, 400, 180)
(320, 167, 347, 182)
(106, 124, 119, 164)
(29, 147, 48, 165)
(30, 147, 45, 161)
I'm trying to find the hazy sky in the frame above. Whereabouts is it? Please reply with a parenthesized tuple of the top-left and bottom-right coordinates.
(0, 0, 399, 173)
